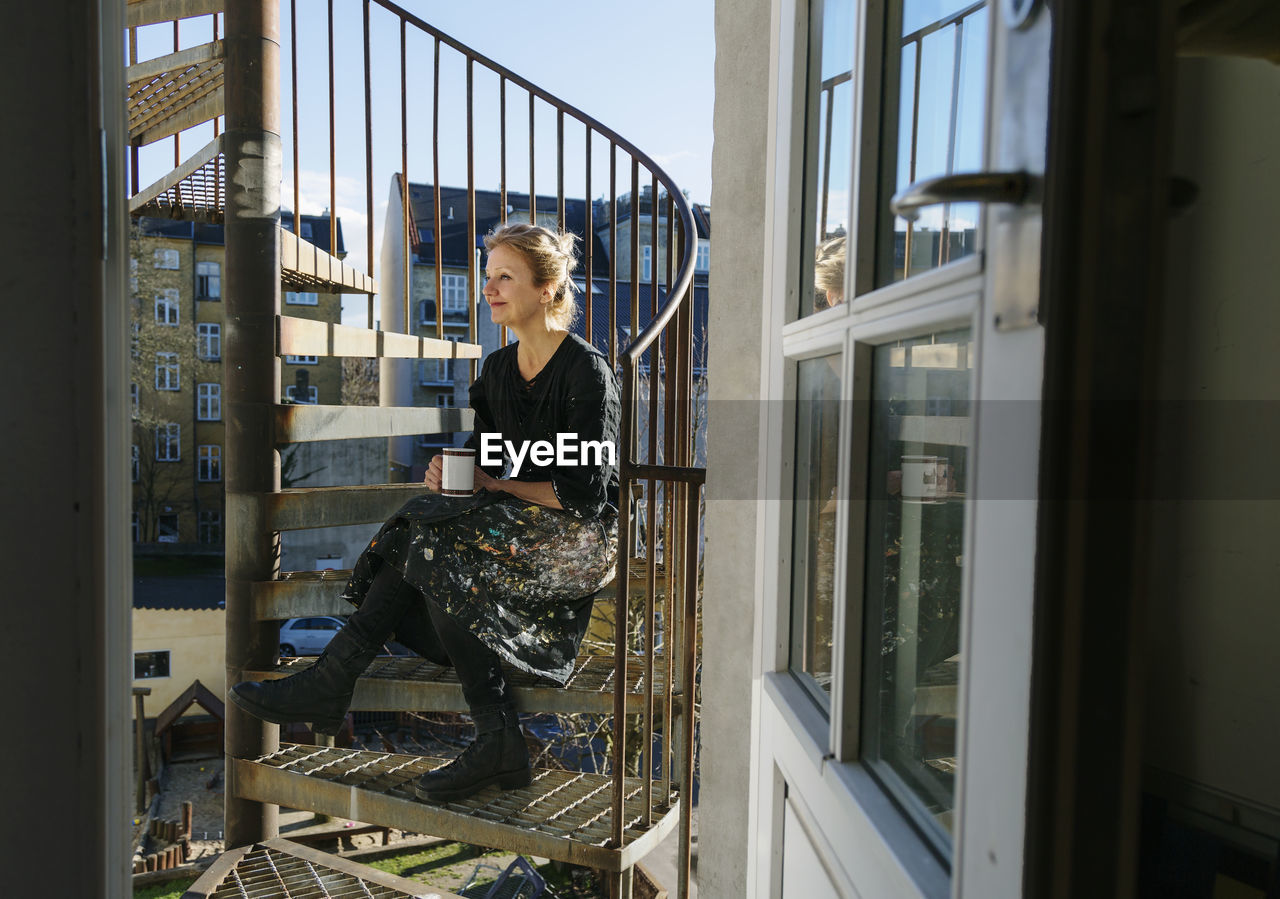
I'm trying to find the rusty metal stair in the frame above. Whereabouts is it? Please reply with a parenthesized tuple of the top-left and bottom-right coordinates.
(232, 745, 681, 872)
(126, 40, 224, 146)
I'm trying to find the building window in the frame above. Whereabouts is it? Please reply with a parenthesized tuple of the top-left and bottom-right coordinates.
(285, 384, 318, 404)
(199, 510, 222, 545)
(197, 445, 221, 482)
(441, 274, 467, 312)
(285, 355, 318, 364)
(696, 240, 710, 273)
(642, 245, 652, 281)
(157, 514, 179, 543)
(197, 322, 221, 361)
(131, 445, 140, 482)
(197, 383, 221, 421)
(155, 289, 180, 326)
(300, 221, 313, 240)
(134, 650, 171, 679)
(155, 423, 180, 461)
(196, 261, 221, 300)
(155, 352, 179, 390)
(130, 383, 139, 419)
(285, 291, 319, 305)
(131, 512, 140, 543)
(436, 393, 456, 408)
(153, 248, 180, 270)
(130, 257, 139, 295)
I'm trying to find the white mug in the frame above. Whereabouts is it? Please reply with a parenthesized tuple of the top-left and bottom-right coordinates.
(440, 447, 476, 496)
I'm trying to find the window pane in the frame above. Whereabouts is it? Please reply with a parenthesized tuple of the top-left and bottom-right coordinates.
(802, 0, 855, 317)
(863, 327, 971, 846)
(875, 1, 988, 288)
(790, 354, 843, 705)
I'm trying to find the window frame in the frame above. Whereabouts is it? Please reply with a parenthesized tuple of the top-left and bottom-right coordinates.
(153, 248, 180, 270)
(196, 382, 221, 421)
(197, 322, 221, 361)
(285, 291, 319, 306)
(197, 444, 221, 482)
(196, 260, 221, 300)
(441, 273, 468, 312)
(198, 509, 222, 545)
(155, 422, 181, 462)
(285, 384, 318, 404)
(134, 650, 172, 679)
(155, 352, 179, 391)
(154, 289, 180, 326)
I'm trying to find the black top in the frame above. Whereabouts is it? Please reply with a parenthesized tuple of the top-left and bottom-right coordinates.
(465, 333, 621, 519)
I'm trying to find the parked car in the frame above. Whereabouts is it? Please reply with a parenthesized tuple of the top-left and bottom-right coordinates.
(278, 616, 347, 657)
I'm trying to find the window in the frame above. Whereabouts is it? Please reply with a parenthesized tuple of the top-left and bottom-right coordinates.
(441, 274, 467, 312)
(131, 512, 140, 543)
(130, 257, 139, 295)
(155, 423, 180, 461)
(157, 514, 179, 543)
(197, 323, 221, 360)
(155, 353, 179, 390)
(642, 245, 652, 281)
(285, 291, 318, 305)
(131, 445, 139, 482)
(300, 221, 313, 240)
(155, 289, 180, 325)
(153, 248, 180, 270)
(130, 383, 139, 419)
(197, 444, 221, 482)
(696, 240, 711, 273)
(436, 393, 456, 408)
(197, 383, 221, 421)
(285, 355, 317, 365)
(196, 261, 221, 299)
(134, 650, 171, 679)
(199, 510, 222, 545)
(285, 384, 318, 404)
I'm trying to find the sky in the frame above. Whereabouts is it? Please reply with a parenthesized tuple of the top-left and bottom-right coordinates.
(132, 1, 716, 326)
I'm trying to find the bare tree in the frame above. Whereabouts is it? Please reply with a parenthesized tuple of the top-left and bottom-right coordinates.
(341, 356, 379, 406)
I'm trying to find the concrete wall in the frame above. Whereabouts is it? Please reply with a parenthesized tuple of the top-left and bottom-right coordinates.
(132, 609, 226, 715)
(700, 0, 774, 893)
(1143, 56, 1280, 814)
(280, 437, 387, 572)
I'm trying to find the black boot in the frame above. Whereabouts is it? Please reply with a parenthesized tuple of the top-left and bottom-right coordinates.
(229, 628, 377, 736)
(414, 705, 531, 802)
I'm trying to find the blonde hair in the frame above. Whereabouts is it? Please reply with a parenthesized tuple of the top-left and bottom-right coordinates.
(483, 222, 580, 329)
(814, 235, 846, 308)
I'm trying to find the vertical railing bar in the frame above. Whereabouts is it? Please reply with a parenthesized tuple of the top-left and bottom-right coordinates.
(670, 216, 690, 783)
(664, 195, 677, 468)
(641, 170, 661, 828)
(363, 0, 375, 330)
(612, 375, 634, 852)
(629, 157, 641, 462)
(904, 36, 923, 281)
(528, 91, 536, 224)
(584, 128, 593, 348)
(401, 17, 410, 335)
(432, 39, 443, 343)
(820, 87, 834, 239)
(213, 13, 221, 139)
(677, 486, 700, 899)
(660, 195, 677, 800)
(556, 109, 565, 232)
(173, 20, 181, 170)
(940, 19, 965, 266)
(466, 57, 477, 382)
(328, 0, 337, 271)
(648, 174, 659, 468)
(290, 0, 299, 236)
(499, 77, 508, 347)
(128, 27, 138, 196)
(608, 143, 617, 370)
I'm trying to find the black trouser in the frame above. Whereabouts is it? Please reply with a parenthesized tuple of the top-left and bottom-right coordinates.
(352, 563, 509, 712)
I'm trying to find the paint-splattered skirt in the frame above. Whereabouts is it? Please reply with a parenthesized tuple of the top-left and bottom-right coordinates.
(339, 490, 618, 685)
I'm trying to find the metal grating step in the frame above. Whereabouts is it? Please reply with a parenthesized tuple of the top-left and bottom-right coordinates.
(129, 135, 225, 222)
(244, 651, 673, 716)
(233, 745, 680, 871)
(126, 41, 224, 145)
(281, 226, 376, 295)
(186, 837, 458, 898)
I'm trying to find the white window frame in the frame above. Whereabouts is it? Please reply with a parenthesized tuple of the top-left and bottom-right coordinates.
(435, 393, 456, 408)
(284, 355, 318, 365)
(199, 509, 222, 545)
(197, 444, 221, 482)
(155, 289, 180, 326)
(285, 291, 319, 305)
(197, 322, 221, 361)
(155, 423, 180, 462)
(197, 383, 221, 421)
(130, 383, 139, 419)
(642, 245, 652, 281)
(155, 352, 179, 391)
(696, 239, 711, 273)
(153, 248, 180, 270)
(196, 260, 221, 300)
(441, 273, 467, 312)
(285, 384, 318, 404)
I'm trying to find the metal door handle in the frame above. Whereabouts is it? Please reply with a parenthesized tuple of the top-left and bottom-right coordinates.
(890, 171, 1031, 222)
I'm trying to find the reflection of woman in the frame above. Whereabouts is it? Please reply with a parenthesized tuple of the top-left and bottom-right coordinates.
(230, 223, 621, 802)
(814, 234, 846, 310)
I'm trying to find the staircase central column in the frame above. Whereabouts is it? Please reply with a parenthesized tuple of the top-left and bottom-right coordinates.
(223, 0, 283, 848)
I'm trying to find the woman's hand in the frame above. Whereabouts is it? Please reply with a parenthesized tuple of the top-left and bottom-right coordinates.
(473, 465, 501, 493)
(423, 455, 444, 492)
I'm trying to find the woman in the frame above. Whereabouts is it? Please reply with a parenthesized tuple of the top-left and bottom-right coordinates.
(229, 222, 621, 803)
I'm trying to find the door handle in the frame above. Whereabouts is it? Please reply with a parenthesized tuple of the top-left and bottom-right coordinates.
(890, 171, 1032, 222)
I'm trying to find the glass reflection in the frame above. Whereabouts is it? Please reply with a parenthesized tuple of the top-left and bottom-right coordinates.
(791, 354, 843, 703)
(864, 328, 971, 846)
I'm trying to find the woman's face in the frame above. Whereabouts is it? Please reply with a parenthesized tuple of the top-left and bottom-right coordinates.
(483, 244, 552, 331)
